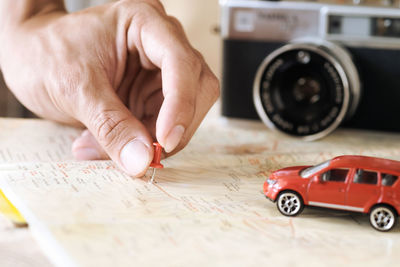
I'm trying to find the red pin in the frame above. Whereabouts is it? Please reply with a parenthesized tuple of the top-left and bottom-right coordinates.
(149, 142, 163, 183)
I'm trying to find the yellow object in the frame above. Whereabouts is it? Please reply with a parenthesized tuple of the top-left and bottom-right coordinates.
(0, 189, 27, 226)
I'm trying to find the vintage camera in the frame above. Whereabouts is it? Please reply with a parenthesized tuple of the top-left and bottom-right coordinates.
(221, 0, 400, 140)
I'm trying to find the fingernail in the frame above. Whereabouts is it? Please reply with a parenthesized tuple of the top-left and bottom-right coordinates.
(165, 125, 185, 153)
(120, 140, 151, 176)
(74, 148, 101, 160)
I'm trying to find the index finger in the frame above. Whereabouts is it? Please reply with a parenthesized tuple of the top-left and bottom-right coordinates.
(126, 5, 219, 153)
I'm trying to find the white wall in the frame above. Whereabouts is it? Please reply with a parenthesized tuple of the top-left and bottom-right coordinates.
(161, 0, 221, 78)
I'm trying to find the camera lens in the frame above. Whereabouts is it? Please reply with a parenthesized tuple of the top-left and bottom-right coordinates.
(292, 77, 321, 105)
(253, 41, 360, 140)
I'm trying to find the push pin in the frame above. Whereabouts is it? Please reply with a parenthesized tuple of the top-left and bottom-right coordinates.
(149, 142, 164, 183)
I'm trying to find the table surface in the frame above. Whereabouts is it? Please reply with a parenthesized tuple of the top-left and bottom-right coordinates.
(0, 215, 52, 267)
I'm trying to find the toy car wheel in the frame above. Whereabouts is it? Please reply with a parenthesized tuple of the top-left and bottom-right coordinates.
(369, 205, 397, 232)
(276, 191, 304, 216)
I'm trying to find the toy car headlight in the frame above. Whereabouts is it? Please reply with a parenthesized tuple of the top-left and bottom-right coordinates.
(267, 178, 277, 185)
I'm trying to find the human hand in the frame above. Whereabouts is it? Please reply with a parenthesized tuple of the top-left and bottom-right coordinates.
(0, 0, 219, 176)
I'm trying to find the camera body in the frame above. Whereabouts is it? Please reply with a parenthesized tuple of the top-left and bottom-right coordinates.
(221, 0, 400, 140)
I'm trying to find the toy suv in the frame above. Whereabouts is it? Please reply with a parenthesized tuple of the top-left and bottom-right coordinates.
(263, 155, 400, 231)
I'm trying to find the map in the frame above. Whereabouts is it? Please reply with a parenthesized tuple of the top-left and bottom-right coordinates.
(1, 117, 400, 266)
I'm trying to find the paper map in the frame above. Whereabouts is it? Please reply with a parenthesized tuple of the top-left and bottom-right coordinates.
(1, 118, 400, 266)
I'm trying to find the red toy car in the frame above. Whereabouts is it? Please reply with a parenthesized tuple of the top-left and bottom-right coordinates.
(263, 155, 400, 231)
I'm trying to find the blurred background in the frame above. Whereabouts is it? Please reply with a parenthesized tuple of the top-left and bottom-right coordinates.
(0, 0, 396, 118)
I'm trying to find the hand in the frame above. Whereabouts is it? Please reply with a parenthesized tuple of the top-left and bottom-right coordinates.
(0, 0, 219, 176)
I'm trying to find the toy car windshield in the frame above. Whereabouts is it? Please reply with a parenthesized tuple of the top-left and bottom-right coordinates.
(300, 160, 331, 178)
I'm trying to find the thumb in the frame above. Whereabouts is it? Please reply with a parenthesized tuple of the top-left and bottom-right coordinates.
(75, 84, 154, 177)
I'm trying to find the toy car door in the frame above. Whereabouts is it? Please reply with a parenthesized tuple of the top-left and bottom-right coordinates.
(307, 168, 350, 207)
(346, 169, 380, 211)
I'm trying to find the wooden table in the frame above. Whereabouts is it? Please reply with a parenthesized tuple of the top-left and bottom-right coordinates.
(0, 215, 52, 267)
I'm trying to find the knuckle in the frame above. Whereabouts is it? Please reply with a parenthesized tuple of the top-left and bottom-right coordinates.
(193, 49, 205, 62)
(178, 54, 203, 77)
(118, 0, 163, 20)
(133, 3, 155, 21)
(143, 0, 165, 12)
(135, 1, 158, 13)
(116, 1, 151, 26)
(163, 18, 185, 42)
(92, 110, 130, 150)
(210, 75, 221, 102)
(200, 73, 220, 104)
(167, 15, 184, 31)
(134, 0, 164, 10)
(113, 0, 130, 13)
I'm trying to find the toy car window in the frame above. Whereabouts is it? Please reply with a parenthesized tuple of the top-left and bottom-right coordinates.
(381, 173, 398, 186)
(353, 169, 378, 185)
(321, 169, 348, 182)
(300, 160, 331, 178)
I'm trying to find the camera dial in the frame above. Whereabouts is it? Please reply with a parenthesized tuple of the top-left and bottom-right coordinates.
(253, 39, 360, 140)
